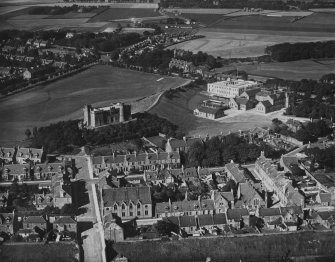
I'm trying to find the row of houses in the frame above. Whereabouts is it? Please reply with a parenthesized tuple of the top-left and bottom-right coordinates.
(0, 161, 74, 182)
(0, 212, 77, 241)
(0, 147, 44, 164)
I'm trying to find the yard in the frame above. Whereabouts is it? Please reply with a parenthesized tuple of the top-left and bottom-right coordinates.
(0, 65, 188, 144)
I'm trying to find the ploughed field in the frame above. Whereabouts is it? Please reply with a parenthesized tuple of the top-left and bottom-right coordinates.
(0, 65, 188, 144)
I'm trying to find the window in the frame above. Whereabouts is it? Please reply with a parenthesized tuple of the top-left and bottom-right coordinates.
(122, 204, 126, 210)
(137, 203, 141, 209)
(130, 212, 133, 217)
(137, 210, 141, 216)
(145, 210, 148, 215)
(122, 212, 125, 217)
(114, 205, 118, 211)
(129, 203, 133, 210)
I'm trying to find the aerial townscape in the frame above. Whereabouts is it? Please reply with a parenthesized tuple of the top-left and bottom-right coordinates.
(1, 0, 335, 262)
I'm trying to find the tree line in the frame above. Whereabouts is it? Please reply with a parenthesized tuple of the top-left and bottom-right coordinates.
(29, 113, 180, 154)
(265, 41, 335, 62)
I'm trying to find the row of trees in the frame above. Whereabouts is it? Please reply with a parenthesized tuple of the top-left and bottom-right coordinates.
(29, 113, 180, 154)
(286, 100, 335, 121)
(265, 41, 335, 62)
(305, 145, 335, 170)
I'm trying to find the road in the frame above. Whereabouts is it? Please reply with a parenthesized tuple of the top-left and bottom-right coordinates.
(73, 155, 106, 262)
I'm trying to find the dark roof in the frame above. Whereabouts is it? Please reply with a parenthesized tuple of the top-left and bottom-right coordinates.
(259, 100, 273, 108)
(103, 186, 152, 207)
(54, 216, 76, 224)
(24, 216, 46, 224)
(259, 208, 281, 217)
(213, 213, 227, 225)
(198, 214, 214, 226)
(234, 97, 251, 105)
(227, 209, 249, 221)
(319, 192, 332, 203)
(156, 199, 214, 214)
(143, 136, 166, 149)
(280, 206, 303, 217)
(162, 216, 179, 226)
(241, 88, 261, 97)
(195, 106, 224, 114)
(179, 216, 197, 227)
(225, 163, 246, 183)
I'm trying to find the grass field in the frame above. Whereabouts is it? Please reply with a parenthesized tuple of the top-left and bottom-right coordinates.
(0, 242, 79, 262)
(224, 59, 335, 81)
(88, 8, 162, 22)
(149, 86, 272, 138)
(0, 65, 188, 144)
(167, 28, 335, 58)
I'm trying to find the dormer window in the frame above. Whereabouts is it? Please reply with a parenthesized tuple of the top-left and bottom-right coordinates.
(121, 204, 126, 210)
(137, 203, 141, 209)
(174, 206, 178, 210)
(114, 204, 118, 211)
(165, 206, 169, 210)
(129, 203, 133, 210)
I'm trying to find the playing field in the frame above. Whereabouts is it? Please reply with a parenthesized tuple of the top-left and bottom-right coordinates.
(0, 65, 188, 144)
(224, 59, 335, 81)
(149, 86, 272, 138)
(167, 28, 335, 58)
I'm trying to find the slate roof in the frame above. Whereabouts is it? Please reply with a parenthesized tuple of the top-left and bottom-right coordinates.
(319, 192, 332, 203)
(34, 162, 66, 173)
(196, 106, 224, 115)
(0, 147, 15, 158)
(93, 151, 180, 165)
(221, 192, 234, 202)
(184, 167, 198, 178)
(198, 214, 214, 226)
(241, 88, 261, 98)
(156, 199, 214, 214)
(227, 209, 249, 221)
(17, 147, 43, 158)
(239, 182, 263, 203)
(103, 186, 152, 207)
(179, 215, 197, 227)
(280, 206, 303, 217)
(162, 216, 179, 226)
(143, 136, 166, 149)
(3, 164, 31, 174)
(259, 208, 281, 217)
(225, 163, 246, 183)
(24, 216, 46, 224)
(258, 100, 273, 108)
(213, 213, 227, 225)
(0, 213, 14, 225)
(54, 216, 76, 224)
(234, 97, 251, 106)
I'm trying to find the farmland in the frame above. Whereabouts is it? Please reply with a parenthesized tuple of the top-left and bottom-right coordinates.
(88, 7, 163, 22)
(223, 59, 335, 81)
(0, 65, 188, 144)
(167, 28, 335, 58)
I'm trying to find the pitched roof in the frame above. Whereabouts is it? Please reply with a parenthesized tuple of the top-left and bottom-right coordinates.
(227, 209, 249, 221)
(259, 208, 281, 217)
(103, 186, 152, 207)
(280, 206, 303, 217)
(196, 106, 224, 114)
(241, 88, 261, 97)
(156, 199, 214, 214)
(221, 191, 234, 202)
(258, 100, 273, 108)
(239, 182, 263, 203)
(184, 167, 198, 178)
(198, 214, 214, 226)
(0, 213, 14, 225)
(2, 164, 31, 174)
(34, 162, 66, 173)
(0, 147, 15, 157)
(234, 97, 250, 106)
(162, 216, 179, 226)
(54, 216, 76, 224)
(213, 213, 227, 225)
(143, 136, 166, 149)
(319, 192, 332, 203)
(24, 216, 46, 224)
(225, 163, 246, 183)
(16, 147, 43, 158)
(179, 215, 197, 227)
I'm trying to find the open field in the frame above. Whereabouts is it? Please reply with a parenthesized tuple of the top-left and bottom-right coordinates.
(88, 8, 162, 22)
(149, 86, 272, 138)
(0, 242, 79, 262)
(0, 65, 188, 144)
(167, 28, 335, 58)
(114, 230, 335, 262)
(223, 59, 335, 81)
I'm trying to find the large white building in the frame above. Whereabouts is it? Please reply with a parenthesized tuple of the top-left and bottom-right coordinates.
(207, 79, 260, 99)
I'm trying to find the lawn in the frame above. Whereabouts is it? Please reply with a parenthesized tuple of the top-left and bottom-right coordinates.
(149, 86, 272, 138)
(166, 28, 335, 58)
(88, 8, 162, 22)
(0, 65, 188, 144)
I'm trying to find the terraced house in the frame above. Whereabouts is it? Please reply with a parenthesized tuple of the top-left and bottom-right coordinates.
(92, 151, 180, 174)
(102, 186, 152, 220)
(33, 162, 68, 181)
(0, 164, 31, 182)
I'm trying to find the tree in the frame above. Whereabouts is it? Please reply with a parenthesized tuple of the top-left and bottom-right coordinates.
(25, 128, 31, 139)
(154, 220, 178, 236)
(60, 204, 77, 215)
(187, 141, 205, 167)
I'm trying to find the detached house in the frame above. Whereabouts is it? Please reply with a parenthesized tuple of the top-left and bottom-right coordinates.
(227, 208, 249, 229)
(23, 216, 47, 231)
(53, 216, 77, 233)
(33, 162, 67, 181)
(211, 190, 234, 213)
